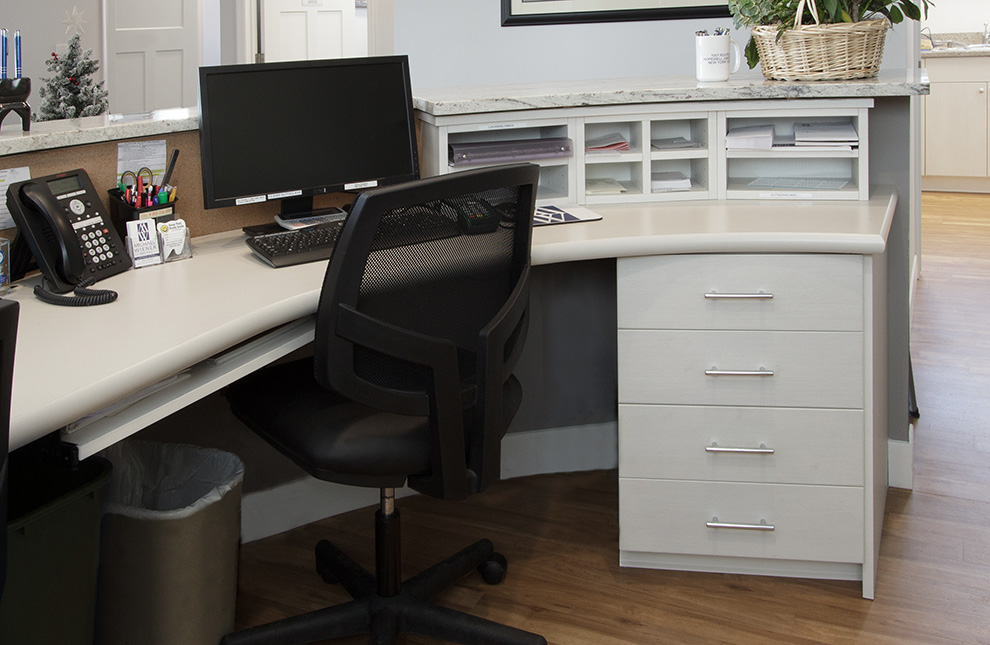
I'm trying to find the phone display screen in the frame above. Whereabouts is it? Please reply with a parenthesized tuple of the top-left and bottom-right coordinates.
(46, 174, 83, 197)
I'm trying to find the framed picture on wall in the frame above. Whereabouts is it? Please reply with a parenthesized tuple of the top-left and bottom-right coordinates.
(501, 0, 730, 26)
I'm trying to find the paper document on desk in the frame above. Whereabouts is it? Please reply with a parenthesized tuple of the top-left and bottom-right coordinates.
(0, 166, 30, 229)
(533, 204, 603, 226)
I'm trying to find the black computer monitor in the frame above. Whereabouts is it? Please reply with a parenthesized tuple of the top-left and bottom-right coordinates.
(197, 55, 420, 220)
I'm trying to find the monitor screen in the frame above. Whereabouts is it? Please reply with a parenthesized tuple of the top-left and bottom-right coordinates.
(198, 55, 420, 217)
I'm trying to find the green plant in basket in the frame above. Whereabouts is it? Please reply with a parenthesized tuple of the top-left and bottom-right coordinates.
(729, 0, 932, 69)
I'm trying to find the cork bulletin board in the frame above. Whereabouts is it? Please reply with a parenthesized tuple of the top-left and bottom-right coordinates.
(0, 129, 358, 241)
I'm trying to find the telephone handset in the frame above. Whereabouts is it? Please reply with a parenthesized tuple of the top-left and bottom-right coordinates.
(6, 169, 131, 305)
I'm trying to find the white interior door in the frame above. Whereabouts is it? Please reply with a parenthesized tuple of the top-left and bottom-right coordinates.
(104, 0, 202, 114)
(262, 0, 357, 62)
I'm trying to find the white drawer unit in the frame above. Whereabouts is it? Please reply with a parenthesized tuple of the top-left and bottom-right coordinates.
(618, 329, 864, 409)
(619, 479, 865, 564)
(616, 253, 887, 599)
(617, 253, 864, 331)
(618, 405, 865, 486)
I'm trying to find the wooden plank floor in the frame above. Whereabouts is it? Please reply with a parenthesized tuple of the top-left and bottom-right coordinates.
(233, 192, 990, 644)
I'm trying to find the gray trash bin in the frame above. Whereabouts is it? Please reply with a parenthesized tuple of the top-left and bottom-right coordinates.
(95, 440, 244, 645)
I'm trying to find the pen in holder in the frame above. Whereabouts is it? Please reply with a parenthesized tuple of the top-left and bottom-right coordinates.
(107, 187, 177, 239)
(0, 78, 31, 132)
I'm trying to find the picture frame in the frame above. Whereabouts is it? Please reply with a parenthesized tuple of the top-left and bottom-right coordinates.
(501, 0, 730, 26)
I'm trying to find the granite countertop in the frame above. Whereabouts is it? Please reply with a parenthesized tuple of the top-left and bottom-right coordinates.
(922, 32, 990, 58)
(2, 71, 930, 156)
(0, 107, 198, 158)
(414, 69, 930, 117)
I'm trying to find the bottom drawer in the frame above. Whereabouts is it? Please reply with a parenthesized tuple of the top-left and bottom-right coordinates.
(619, 478, 864, 564)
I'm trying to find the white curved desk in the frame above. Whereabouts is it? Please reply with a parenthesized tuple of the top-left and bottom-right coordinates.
(6, 190, 895, 597)
(6, 190, 894, 459)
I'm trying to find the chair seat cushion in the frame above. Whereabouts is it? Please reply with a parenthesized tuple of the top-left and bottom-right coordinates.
(226, 358, 431, 488)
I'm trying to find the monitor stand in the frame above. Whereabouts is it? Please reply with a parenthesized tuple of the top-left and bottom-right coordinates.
(242, 196, 350, 237)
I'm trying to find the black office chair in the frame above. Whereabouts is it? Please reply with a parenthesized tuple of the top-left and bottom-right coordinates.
(0, 298, 20, 604)
(223, 164, 547, 645)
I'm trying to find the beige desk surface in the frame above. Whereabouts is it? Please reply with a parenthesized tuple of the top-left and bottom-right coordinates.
(5, 187, 895, 456)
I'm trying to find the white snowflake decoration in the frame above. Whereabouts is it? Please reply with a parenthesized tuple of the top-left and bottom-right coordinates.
(63, 6, 87, 36)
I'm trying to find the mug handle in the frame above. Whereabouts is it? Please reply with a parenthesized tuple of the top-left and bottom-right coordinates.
(729, 38, 742, 74)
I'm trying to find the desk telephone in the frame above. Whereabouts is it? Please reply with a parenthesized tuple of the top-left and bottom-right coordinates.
(5, 168, 131, 305)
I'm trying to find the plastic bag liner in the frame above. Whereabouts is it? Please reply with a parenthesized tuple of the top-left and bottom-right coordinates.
(101, 439, 244, 519)
(95, 440, 245, 645)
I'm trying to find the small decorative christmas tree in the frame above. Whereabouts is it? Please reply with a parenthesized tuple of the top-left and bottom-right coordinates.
(34, 34, 109, 121)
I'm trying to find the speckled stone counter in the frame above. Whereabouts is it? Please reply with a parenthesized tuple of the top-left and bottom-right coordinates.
(413, 69, 929, 117)
(1, 72, 929, 156)
(921, 31, 990, 59)
(0, 108, 198, 157)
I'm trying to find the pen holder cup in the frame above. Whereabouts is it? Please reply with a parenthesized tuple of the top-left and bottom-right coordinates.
(0, 78, 31, 132)
(107, 188, 177, 239)
(0, 78, 30, 103)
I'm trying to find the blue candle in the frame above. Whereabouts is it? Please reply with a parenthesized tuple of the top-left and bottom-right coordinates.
(1, 29, 7, 80)
(14, 30, 20, 79)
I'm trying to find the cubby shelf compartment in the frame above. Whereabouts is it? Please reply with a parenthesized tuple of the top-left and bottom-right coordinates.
(579, 112, 716, 204)
(717, 103, 870, 201)
(416, 98, 872, 206)
(416, 111, 579, 204)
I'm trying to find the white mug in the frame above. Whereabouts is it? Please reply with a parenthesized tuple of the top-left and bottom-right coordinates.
(696, 34, 741, 82)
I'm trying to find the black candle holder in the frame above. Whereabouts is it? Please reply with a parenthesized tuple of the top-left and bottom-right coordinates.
(0, 78, 31, 132)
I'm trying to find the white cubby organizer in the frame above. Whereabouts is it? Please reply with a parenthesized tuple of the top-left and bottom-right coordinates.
(416, 98, 871, 203)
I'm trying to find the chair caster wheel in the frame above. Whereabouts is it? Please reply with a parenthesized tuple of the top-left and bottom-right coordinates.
(478, 552, 507, 585)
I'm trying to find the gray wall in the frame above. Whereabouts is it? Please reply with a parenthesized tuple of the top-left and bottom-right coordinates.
(393, 1, 913, 91)
(2, 1, 103, 85)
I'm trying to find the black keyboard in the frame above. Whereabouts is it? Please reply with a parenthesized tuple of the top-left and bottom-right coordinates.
(247, 222, 343, 268)
(246, 208, 461, 268)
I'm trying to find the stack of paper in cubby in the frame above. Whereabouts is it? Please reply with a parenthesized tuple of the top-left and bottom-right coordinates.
(586, 133, 630, 153)
(651, 171, 692, 192)
(792, 122, 859, 149)
(725, 124, 775, 150)
(585, 177, 628, 194)
(651, 136, 701, 150)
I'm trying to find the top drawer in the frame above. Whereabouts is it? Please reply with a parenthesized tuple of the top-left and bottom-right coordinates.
(618, 254, 863, 331)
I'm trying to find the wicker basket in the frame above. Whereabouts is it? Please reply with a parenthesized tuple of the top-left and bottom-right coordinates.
(751, 0, 888, 81)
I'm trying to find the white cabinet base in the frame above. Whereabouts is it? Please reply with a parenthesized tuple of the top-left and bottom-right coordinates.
(619, 551, 865, 589)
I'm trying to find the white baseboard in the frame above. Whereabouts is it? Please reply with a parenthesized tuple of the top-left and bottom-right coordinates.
(888, 428, 914, 490)
(922, 176, 990, 194)
(241, 422, 618, 543)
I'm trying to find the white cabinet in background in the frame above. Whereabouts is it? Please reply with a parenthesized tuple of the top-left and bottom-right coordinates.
(923, 56, 990, 189)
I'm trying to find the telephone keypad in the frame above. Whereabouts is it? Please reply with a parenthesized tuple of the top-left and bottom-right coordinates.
(75, 216, 121, 274)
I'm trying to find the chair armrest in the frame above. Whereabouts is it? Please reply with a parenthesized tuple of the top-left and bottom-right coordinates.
(334, 303, 470, 499)
(471, 267, 530, 490)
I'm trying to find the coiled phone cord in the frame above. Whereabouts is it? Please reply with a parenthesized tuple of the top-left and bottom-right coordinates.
(34, 277, 119, 306)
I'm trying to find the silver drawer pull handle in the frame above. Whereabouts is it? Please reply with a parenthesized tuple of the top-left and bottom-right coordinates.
(706, 442, 774, 454)
(705, 367, 774, 377)
(706, 516, 775, 531)
(705, 291, 774, 300)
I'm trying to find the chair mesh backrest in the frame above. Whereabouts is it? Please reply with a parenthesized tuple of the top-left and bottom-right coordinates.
(314, 165, 537, 497)
(353, 185, 523, 393)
